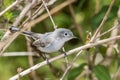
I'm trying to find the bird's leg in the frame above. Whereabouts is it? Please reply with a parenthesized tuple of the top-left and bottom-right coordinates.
(43, 53, 50, 64)
(60, 48, 69, 67)
(60, 48, 67, 57)
(42, 53, 59, 76)
(63, 51, 67, 58)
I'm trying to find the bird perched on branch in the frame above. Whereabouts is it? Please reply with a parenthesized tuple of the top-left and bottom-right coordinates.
(9, 26, 76, 54)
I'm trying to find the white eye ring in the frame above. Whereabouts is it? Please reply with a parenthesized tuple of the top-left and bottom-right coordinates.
(64, 32, 68, 36)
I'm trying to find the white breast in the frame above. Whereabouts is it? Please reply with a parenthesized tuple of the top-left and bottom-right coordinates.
(37, 38, 65, 53)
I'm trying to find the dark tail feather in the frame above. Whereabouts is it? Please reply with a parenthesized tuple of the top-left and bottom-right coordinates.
(23, 31, 42, 40)
(9, 26, 41, 40)
(9, 26, 33, 36)
(9, 26, 20, 32)
(22, 31, 35, 36)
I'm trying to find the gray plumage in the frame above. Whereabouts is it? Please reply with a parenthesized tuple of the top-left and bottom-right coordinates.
(9, 26, 76, 53)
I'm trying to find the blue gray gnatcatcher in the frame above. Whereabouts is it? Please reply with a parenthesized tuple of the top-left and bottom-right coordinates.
(9, 26, 76, 53)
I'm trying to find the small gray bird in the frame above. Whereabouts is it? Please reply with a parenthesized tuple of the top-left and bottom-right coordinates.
(9, 26, 76, 53)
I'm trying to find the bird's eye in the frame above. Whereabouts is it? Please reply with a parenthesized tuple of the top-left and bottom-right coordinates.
(64, 32, 68, 36)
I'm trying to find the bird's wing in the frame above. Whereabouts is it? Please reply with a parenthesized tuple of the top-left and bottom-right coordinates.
(32, 39, 47, 47)
(32, 32, 54, 47)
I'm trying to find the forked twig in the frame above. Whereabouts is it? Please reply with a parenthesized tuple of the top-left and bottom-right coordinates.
(96, 20, 120, 39)
(90, 0, 115, 42)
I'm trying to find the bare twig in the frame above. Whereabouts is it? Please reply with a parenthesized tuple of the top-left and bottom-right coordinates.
(31, 4, 44, 19)
(26, 25, 38, 80)
(12, 0, 37, 27)
(86, 50, 93, 80)
(41, 0, 57, 29)
(23, 0, 57, 26)
(68, 4, 83, 39)
(21, 4, 44, 26)
(61, 47, 69, 67)
(31, 0, 57, 19)
(118, 6, 120, 18)
(96, 20, 120, 39)
(0, 0, 38, 55)
(9, 35, 120, 80)
(24, 0, 76, 28)
(60, 50, 83, 80)
(17, 67, 23, 80)
(90, 0, 115, 42)
(76, 69, 88, 80)
(1, 52, 36, 57)
(0, 29, 6, 31)
(0, 0, 23, 17)
(113, 67, 120, 80)
(102, 19, 119, 67)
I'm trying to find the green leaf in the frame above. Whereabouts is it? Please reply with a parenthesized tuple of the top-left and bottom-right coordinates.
(67, 63, 86, 80)
(4, 0, 14, 7)
(4, 11, 13, 20)
(93, 65, 111, 80)
(91, 6, 118, 30)
(3, 0, 14, 20)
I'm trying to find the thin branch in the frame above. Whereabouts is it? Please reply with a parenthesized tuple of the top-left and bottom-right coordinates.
(21, 4, 44, 27)
(86, 50, 93, 80)
(113, 44, 120, 54)
(90, 0, 115, 42)
(102, 22, 119, 67)
(0, 0, 38, 55)
(25, 14, 38, 80)
(60, 50, 83, 80)
(61, 47, 69, 67)
(22, 0, 57, 26)
(13, 0, 37, 27)
(0, 0, 23, 17)
(41, 0, 57, 29)
(1, 0, 38, 40)
(1, 52, 36, 57)
(0, 32, 22, 56)
(76, 69, 88, 80)
(24, 0, 76, 28)
(68, 4, 83, 39)
(0, 29, 6, 31)
(31, 4, 44, 19)
(9, 35, 120, 80)
(96, 20, 120, 39)
(102, 5, 120, 67)
(32, 0, 57, 19)
(113, 67, 120, 80)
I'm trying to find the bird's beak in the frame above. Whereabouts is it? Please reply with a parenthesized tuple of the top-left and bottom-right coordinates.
(72, 36, 77, 39)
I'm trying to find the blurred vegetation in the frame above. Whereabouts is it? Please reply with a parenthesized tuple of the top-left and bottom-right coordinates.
(0, 0, 120, 80)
